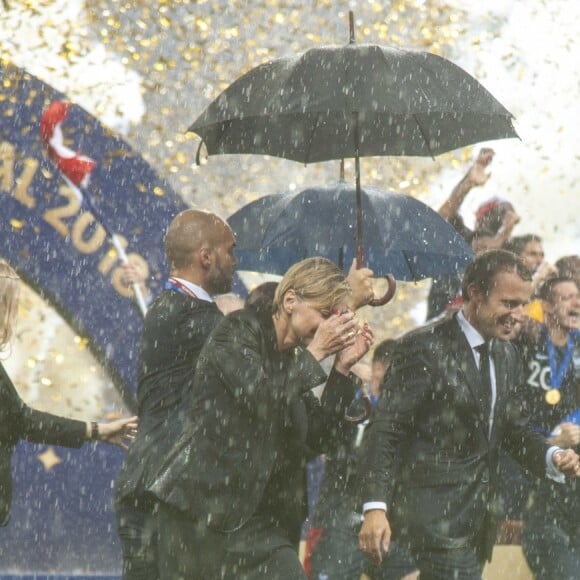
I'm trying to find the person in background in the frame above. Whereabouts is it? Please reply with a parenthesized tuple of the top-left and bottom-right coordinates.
(427, 148, 520, 320)
(503, 234, 558, 328)
(555, 255, 580, 284)
(437, 148, 519, 247)
(515, 276, 580, 579)
(358, 250, 580, 580)
(150, 257, 373, 579)
(308, 339, 419, 580)
(0, 258, 138, 528)
(504, 234, 557, 292)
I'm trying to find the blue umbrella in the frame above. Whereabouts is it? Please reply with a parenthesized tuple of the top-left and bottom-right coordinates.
(229, 182, 473, 281)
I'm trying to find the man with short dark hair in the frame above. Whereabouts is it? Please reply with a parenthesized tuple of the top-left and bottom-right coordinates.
(115, 209, 237, 579)
(358, 250, 580, 580)
(504, 234, 557, 289)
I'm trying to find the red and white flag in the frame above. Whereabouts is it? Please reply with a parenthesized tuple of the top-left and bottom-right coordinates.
(40, 100, 96, 190)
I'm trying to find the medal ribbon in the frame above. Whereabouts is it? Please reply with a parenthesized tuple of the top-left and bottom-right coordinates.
(544, 326, 575, 391)
(165, 277, 198, 299)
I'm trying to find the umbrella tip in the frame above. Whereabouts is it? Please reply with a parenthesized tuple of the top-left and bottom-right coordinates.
(349, 10, 355, 44)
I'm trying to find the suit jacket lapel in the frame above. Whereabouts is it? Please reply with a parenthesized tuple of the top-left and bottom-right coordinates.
(446, 316, 490, 440)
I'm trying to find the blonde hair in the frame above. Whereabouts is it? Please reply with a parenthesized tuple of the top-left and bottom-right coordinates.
(0, 258, 20, 349)
(273, 257, 351, 314)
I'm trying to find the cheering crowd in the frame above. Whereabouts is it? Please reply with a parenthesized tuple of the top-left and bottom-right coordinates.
(1, 149, 579, 580)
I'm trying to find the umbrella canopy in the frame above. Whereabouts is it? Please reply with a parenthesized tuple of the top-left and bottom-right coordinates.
(191, 43, 518, 163)
(228, 182, 473, 280)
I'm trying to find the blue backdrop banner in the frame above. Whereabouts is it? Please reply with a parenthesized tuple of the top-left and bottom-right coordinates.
(0, 62, 189, 575)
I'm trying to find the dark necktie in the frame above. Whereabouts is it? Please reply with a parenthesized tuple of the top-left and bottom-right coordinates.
(476, 343, 492, 428)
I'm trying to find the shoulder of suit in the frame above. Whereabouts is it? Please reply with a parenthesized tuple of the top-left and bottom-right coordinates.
(397, 312, 454, 347)
(210, 306, 262, 336)
(151, 290, 220, 312)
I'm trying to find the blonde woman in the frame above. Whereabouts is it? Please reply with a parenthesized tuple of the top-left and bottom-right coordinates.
(151, 257, 373, 579)
(0, 258, 138, 527)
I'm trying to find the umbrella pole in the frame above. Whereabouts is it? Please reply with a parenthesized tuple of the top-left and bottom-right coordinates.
(354, 115, 397, 308)
(353, 113, 365, 268)
(349, 13, 367, 270)
(355, 154, 365, 268)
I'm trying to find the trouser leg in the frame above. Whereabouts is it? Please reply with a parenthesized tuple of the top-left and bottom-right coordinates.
(412, 547, 482, 580)
(116, 497, 159, 580)
(157, 502, 306, 580)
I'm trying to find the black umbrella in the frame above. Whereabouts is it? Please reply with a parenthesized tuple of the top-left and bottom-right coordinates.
(191, 12, 515, 303)
(229, 182, 473, 283)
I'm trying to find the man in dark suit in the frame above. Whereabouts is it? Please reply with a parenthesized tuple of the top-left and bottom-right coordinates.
(358, 250, 580, 580)
(114, 209, 238, 579)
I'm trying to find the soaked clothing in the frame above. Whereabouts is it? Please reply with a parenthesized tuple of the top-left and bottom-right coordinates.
(149, 306, 360, 578)
(359, 314, 550, 577)
(309, 393, 418, 580)
(0, 361, 86, 526)
(115, 289, 224, 579)
(516, 327, 580, 579)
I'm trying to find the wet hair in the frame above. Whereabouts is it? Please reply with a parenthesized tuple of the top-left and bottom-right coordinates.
(503, 234, 542, 256)
(245, 281, 278, 313)
(164, 209, 229, 270)
(555, 255, 580, 280)
(461, 249, 532, 300)
(272, 257, 351, 315)
(372, 339, 397, 366)
(475, 199, 514, 234)
(0, 258, 21, 349)
(537, 276, 579, 303)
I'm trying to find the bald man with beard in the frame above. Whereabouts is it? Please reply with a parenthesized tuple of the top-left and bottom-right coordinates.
(115, 209, 238, 580)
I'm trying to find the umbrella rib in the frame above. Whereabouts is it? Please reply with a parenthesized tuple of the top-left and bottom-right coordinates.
(401, 250, 418, 279)
(304, 112, 322, 164)
(411, 114, 436, 159)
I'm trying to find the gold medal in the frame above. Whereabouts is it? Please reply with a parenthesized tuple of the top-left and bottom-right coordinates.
(545, 389, 561, 405)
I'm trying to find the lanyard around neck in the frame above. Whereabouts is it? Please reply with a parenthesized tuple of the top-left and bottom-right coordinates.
(544, 326, 575, 390)
(165, 277, 198, 299)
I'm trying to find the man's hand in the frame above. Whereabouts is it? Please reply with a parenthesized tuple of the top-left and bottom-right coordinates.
(466, 148, 494, 187)
(120, 260, 151, 301)
(553, 448, 580, 478)
(550, 423, 580, 449)
(359, 509, 391, 565)
(334, 323, 374, 375)
(502, 209, 520, 231)
(346, 259, 375, 310)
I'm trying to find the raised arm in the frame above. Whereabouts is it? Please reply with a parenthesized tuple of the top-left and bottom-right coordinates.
(438, 148, 495, 222)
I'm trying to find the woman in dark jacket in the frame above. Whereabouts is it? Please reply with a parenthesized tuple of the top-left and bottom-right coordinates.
(151, 257, 374, 579)
(0, 258, 138, 526)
